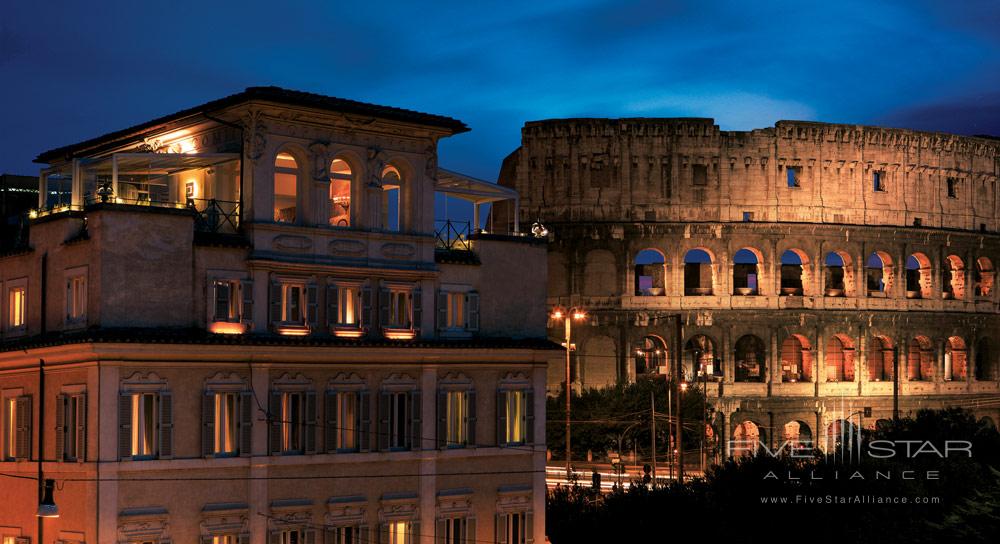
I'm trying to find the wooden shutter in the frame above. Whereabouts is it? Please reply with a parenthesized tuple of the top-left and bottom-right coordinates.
(496, 390, 508, 447)
(378, 524, 389, 544)
(55, 394, 66, 461)
(358, 390, 371, 452)
(241, 279, 254, 325)
(118, 393, 132, 460)
(326, 283, 339, 327)
(525, 390, 535, 445)
(304, 529, 317, 544)
(437, 390, 448, 449)
(466, 518, 477, 544)
(158, 391, 173, 459)
(436, 519, 447, 544)
(306, 281, 319, 327)
(269, 391, 282, 454)
(237, 534, 249, 544)
(410, 389, 422, 451)
(269, 280, 283, 325)
(466, 292, 480, 332)
(410, 522, 420, 544)
(412, 287, 422, 333)
(436, 291, 448, 330)
(202, 391, 215, 457)
(325, 390, 338, 452)
(14, 396, 30, 460)
(525, 511, 535, 544)
(378, 392, 390, 451)
(214, 281, 230, 321)
(361, 284, 373, 331)
(305, 390, 317, 454)
(466, 389, 477, 448)
(496, 514, 508, 544)
(239, 391, 253, 457)
(378, 285, 391, 330)
(75, 393, 87, 462)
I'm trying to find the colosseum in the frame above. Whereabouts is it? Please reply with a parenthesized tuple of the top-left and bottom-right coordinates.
(498, 117, 1000, 458)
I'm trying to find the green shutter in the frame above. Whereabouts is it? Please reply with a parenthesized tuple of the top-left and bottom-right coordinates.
(305, 390, 318, 454)
(241, 279, 255, 325)
(119, 393, 132, 460)
(466, 292, 480, 331)
(202, 391, 215, 457)
(239, 391, 253, 457)
(55, 394, 66, 461)
(466, 389, 477, 448)
(496, 390, 508, 447)
(158, 391, 173, 459)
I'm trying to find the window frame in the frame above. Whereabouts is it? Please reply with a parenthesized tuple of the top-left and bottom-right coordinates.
(873, 170, 886, 192)
(328, 279, 366, 332)
(786, 166, 802, 188)
(2, 391, 31, 461)
(56, 390, 86, 462)
(5, 278, 28, 335)
(65, 267, 88, 327)
(497, 382, 534, 447)
(273, 151, 300, 224)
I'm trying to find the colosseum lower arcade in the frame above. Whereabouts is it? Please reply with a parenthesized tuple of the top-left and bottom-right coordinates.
(499, 117, 1000, 457)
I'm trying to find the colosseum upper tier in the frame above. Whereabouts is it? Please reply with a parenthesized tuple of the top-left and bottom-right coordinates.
(499, 117, 1000, 453)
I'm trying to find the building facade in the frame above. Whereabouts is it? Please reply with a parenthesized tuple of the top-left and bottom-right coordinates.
(500, 117, 1000, 456)
(0, 87, 554, 544)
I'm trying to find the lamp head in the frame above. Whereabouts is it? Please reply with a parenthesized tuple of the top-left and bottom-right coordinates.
(551, 308, 565, 320)
(36, 479, 58, 518)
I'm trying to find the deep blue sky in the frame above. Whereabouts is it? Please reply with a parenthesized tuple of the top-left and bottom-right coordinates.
(2, 0, 999, 182)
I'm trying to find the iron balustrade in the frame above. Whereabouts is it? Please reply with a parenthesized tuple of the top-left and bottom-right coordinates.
(435, 219, 472, 251)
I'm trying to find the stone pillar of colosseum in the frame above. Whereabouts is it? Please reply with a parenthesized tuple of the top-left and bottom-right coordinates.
(967, 339, 977, 388)
(816, 327, 826, 384)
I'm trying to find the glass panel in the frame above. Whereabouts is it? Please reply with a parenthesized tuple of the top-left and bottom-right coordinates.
(330, 159, 352, 227)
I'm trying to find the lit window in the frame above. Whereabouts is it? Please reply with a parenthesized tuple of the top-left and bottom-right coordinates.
(444, 390, 470, 447)
(274, 152, 298, 223)
(333, 391, 359, 451)
(3, 395, 30, 460)
(7, 286, 26, 330)
(57, 393, 86, 461)
(387, 289, 411, 329)
(786, 166, 801, 188)
(130, 392, 159, 458)
(873, 170, 886, 192)
(501, 390, 532, 446)
(386, 521, 410, 544)
(446, 293, 464, 328)
(211, 536, 237, 544)
(214, 392, 238, 455)
(438, 291, 479, 332)
(381, 167, 401, 232)
(330, 159, 352, 227)
(334, 285, 360, 326)
(66, 273, 87, 324)
(281, 392, 305, 453)
(283, 284, 305, 324)
(213, 280, 241, 323)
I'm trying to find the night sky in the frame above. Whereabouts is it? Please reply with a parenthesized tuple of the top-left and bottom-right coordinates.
(2, 0, 999, 183)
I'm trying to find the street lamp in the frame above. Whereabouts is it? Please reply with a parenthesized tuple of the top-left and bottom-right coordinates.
(36, 479, 59, 518)
(552, 306, 587, 477)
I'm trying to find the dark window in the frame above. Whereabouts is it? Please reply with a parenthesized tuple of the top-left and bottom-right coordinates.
(692, 165, 708, 186)
(742, 211, 753, 222)
(873, 171, 886, 192)
(947, 177, 958, 198)
(786, 167, 802, 188)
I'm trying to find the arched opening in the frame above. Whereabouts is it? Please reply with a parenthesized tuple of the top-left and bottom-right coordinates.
(780, 335, 812, 382)
(381, 165, 402, 232)
(734, 335, 766, 383)
(783, 421, 813, 450)
(907, 336, 934, 381)
(273, 151, 299, 223)
(976, 338, 997, 381)
(329, 158, 353, 227)
(780, 249, 808, 296)
(634, 336, 668, 377)
(867, 336, 894, 382)
(684, 335, 719, 382)
(945, 336, 967, 381)
(732, 420, 764, 457)
(824, 251, 853, 297)
(825, 334, 855, 382)
(732, 248, 761, 295)
(634, 249, 666, 296)
(975, 257, 995, 297)
(905, 253, 932, 299)
(825, 419, 859, 452)
(943, 255, 965, 300)
(683, 249, 713, 295)
(866, 252, 893, 297)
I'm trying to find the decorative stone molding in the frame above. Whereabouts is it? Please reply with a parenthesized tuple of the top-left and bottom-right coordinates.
(379, 493, 419, 522)
(326, 496, 367, 526)
(118, 508, 169, 543)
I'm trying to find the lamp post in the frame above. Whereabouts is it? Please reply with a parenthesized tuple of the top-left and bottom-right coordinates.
(552, 307, 586, 477)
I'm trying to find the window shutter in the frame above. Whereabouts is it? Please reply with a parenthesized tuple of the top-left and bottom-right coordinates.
(358, 525, 369, 544)
(378, 286, 391, 330)
(466, 292, 480, 332)
(158, 391, 173, 459)
(466, 389, 477, 448)
(214, 281, 230, 321)
(361, 284, 373, 331)
(325, 391, 338, 453)
(409, 522, 420, 544)
(202, 392, 215, 457)
(119, 393, 132, 460)
(436, 291, 448, 330)
(307, 281, 319, 327)
(410, 389, 422, 451)
(436, 519, 447, 544)
(268, 531, 281, 544)
(412, 287, 422, 333)
(76, 393, 87, 462)
(237, 534, 249, 544)
(55, 394, 66, 461)
(269, 391, 282, 454)
(378, 392, 390, 451)
(496, 514, 508, 544)
(436, 390, 447, 449)
(240, 391, 253, 457)
(15, 395, 31, 460)
(241, 279, 254, 324)
(201, 536, 213, 544)
(496, 390, 508, 447)
(378, 524, 389, 544)
(305, 390, 318, 454)
(525, 511, 535, 544)
(304, 529, 317, 544)
(326, 283, 339, 327)
(525, 390, 535, 445)
(269, 281, 282, 325)
(358, 390, 371, 452)
(466, 518, 476, 544)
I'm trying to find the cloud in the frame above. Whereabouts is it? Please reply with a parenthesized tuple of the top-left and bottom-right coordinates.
(878, 92, 1000, 137)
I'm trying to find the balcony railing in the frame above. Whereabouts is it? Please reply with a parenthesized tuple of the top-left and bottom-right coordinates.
(435, 219, 471, 251)
(192, 198, 240, 234)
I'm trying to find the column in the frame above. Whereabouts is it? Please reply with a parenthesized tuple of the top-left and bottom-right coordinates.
(769, 329, 780, 386)
(967, 336, 977, 389)
(721, 411, 731, 459)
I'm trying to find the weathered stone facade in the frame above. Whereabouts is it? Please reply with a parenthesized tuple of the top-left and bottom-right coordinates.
(500, 117, 1000, 456)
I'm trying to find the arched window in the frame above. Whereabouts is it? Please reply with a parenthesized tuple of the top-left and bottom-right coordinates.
(943, 255, 965, 300)
(824, 251, 852, 297)
(783, 421, 812, 450)
(825, 335, 855, 382)
(734, 335, 766, 382)
(732, 421, 763, 457)
(905, 253, 932, 299)
(976, 338, 997, 381)
(381, 166, 401, 231)
(866, 252, 893, 297)
(634, 336, 668, 377)
(634, 249, 666, 296)
(975, 257, 995, 297)
(273, 152, 298, 223)
(780, 335, 812, 382)
(907, 336, 934, 381)
(329, 158, 352, 227)
(867, 336, 894, 382)
(683, 249, 713, 296)
(945, 336, 967, 381)
(780, 250, 807, 296)
(732, 248, 761, 295)
(684, 335, 719, 381)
